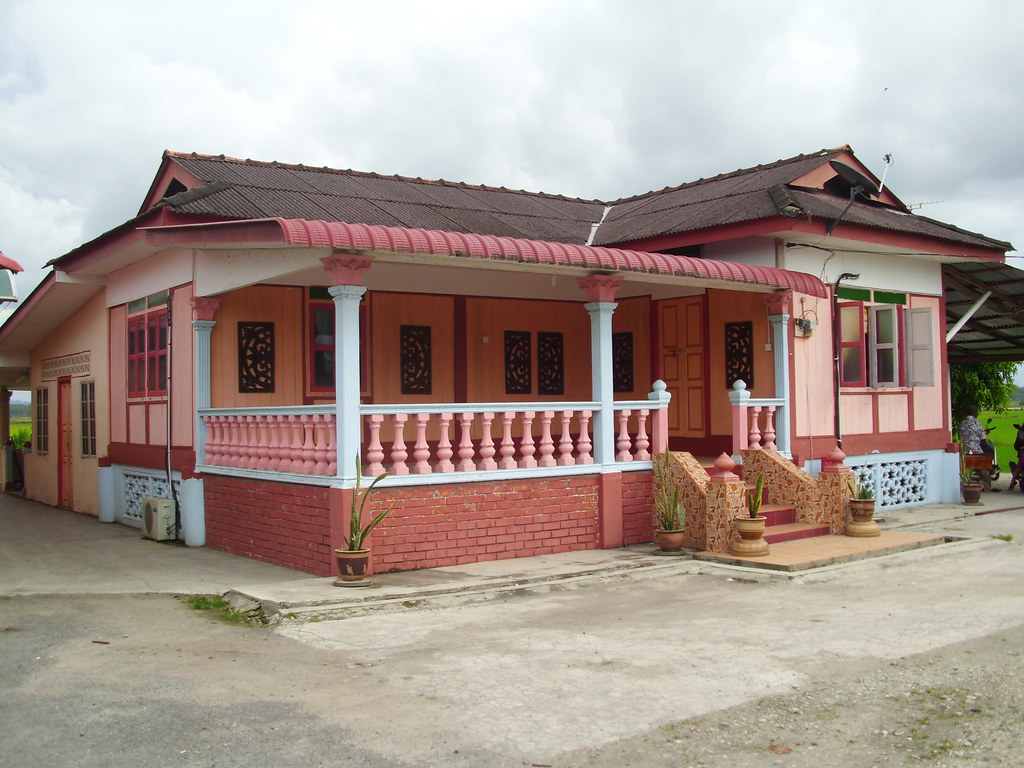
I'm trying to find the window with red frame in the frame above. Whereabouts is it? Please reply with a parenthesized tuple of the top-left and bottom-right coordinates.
(307, 292, 369, 396)
(127, 306, 168, 397)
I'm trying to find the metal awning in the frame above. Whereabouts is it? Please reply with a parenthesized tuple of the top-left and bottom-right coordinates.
(944, 260, 1024, 364)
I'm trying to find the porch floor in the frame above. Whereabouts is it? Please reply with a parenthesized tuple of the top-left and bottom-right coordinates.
(693, 530, 946, 572)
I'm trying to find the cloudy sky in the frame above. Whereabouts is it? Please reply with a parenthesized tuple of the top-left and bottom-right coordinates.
(2, 0, 1022, 305)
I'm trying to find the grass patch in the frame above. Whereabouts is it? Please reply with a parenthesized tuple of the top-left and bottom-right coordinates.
(991, 533, 1014, 542)
(181, 594, 265, 626)
(979, 410, 1023, 472)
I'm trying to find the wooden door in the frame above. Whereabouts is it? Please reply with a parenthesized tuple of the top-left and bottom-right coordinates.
(657, 297, 707, 438)
(57, 378, 74, 508)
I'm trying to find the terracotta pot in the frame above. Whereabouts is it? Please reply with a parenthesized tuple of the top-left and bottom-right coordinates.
(730, 516, 769, 557)
(846, 498, 880, 537)
(961, 484, 984, 505)
(654, 528, 686, 552)
(334, 548, 371, 584)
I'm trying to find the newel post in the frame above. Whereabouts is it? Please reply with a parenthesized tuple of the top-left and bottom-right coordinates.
(648, 380, 672, 454)
(729, 380, 751, 462)
(818, 446, 854, 534)
(322, 254, 373, 484)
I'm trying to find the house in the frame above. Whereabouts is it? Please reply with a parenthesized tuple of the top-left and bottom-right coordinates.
(0, 145, 1017, 576)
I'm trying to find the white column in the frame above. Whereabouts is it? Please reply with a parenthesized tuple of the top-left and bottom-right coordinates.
(585, 300, 617, 467)
(192, 319, 215, 464)
(768, 312, 792, 458)
(330, 284, 367, 483)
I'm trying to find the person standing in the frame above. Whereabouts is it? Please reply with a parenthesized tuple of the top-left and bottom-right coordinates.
(959, 406, 992, 492)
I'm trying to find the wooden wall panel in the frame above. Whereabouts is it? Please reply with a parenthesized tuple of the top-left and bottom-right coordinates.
(465, 297, 591, 402)
(209, 285, 304, 408)
(371, 293, 455, 404)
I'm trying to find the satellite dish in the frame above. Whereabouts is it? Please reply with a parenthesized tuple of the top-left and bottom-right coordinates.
(828, 160, 879, 198)
(826, 160, 880, 235)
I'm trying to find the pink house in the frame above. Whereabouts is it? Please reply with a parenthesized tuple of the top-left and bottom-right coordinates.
(0, 145, 1014, 576)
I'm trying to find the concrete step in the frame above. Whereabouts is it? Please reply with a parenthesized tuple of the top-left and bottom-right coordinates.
(764, 522, 832, 544)
(760, 503, 796, 526)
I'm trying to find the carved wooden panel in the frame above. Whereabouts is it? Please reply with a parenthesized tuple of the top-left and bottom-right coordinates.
(613, 331, 634, 393)
(538, 332, 564, 396)
(504, 330, 532, 394)
(400, 324, 432, 395)
(724, 320, 754, 389)
(238, 322, 275, 393)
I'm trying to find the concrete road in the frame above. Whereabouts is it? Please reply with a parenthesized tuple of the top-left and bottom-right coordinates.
(1, 494, 1022, 767)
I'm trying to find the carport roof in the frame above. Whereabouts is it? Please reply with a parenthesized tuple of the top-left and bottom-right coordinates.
(944, 260, 1024, 364)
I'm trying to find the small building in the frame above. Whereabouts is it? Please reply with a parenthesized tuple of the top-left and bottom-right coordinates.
(0, 146, 1017, 575)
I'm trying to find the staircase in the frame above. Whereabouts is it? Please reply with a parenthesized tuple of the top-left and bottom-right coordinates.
(759, 503, 831, 544)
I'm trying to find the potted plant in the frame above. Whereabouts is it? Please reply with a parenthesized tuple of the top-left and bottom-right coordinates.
(334, 457, 394, 585)
(845, 478, 880, 537)
(652, 450, 686, 553)
(730, 471, 769, 557)
(960, 468, 984, 505)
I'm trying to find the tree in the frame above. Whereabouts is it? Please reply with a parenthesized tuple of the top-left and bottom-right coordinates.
(950, 361, 1020, 430)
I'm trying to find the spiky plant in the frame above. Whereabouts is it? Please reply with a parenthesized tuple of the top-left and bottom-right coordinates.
(747, 472, 764, 518)
(653, 449, 685, 531)
(344, 457, 394, 551)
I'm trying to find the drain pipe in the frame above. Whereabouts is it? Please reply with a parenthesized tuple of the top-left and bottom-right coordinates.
(832, 273, 859, 449)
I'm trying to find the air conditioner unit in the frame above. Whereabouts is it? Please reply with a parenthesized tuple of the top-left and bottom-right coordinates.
(141, 497, 176, 541)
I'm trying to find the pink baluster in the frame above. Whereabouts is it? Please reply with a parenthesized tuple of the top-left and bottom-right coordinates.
(226, 415, 240, 467)
(498, 412, 517, 470)
(576, 410, 593, 465)
(366, 414, 386, 476)
(478, 412, 497, 470)
(284, 414, 303, 472)
(518, 411, 537, 468)
(301, 416, 317, 473)
(254, 416, 272, 471)
(748, 406, 763, 449)
(537, 411, 556, 468)
(413, 413, 432, 474)
(265, 415, 280, 472)
(325, 414, 337, 476)
(436, 413, 455, 472)
(313, 414, 331, 475)
(763, 406, 777, 450)
(557, 410, 575, 466)
(634, 409, 651, 461)
(616, 409, 633, 462)
(203, 417, 219, 465)
(241, 416, 256, 469)
(457, 412, 476, 472)
(390, 413, 409, 475)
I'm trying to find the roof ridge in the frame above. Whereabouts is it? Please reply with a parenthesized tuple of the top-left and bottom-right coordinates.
(163, 150, 606, 205)
(606, 146, 848, 205)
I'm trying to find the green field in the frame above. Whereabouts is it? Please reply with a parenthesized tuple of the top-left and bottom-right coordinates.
(980, 409, 1024, 471)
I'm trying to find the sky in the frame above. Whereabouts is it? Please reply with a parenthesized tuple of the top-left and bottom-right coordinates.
(1, 0, 1022, 380)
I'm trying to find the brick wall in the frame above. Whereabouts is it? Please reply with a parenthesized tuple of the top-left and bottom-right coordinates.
(205, 475, 333, 576)
(621, 470, 654, 545)
(365, 475, 600, 573)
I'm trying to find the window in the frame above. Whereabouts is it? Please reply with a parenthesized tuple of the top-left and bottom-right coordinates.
(838, 302, 934, 389)
(306, 291, 369, 396)
(35, 387, 49, 453)
(127, 293, 169, 398)
(81, 381, 96, 457)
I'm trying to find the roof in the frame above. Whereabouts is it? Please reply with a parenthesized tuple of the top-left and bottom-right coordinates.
(0, 251, 24, 273)
(153, 148, 1013, 256)
(944, 260, 1024, 364)
(143, 217, 830, 298)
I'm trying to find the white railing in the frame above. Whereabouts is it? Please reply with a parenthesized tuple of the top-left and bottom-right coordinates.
(728, 380, 789, 459)
(197, 382, 672, 483)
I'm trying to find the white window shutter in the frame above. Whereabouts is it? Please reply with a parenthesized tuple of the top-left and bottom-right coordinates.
(906, 307, 935, 387)
(868, 305, 899, 388)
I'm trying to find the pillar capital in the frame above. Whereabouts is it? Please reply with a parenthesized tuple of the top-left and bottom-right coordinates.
(578, 274, 624, 303)
(191, 297, 221, 322)
(321, 254, 373, 286)
(764, 290, 793, 317)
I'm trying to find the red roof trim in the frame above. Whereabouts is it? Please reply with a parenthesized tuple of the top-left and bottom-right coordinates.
(144, 217, 829, 298)
(0, 251, 24, 273)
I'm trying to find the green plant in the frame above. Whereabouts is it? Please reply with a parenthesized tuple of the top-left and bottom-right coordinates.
(344, 457, 394, 551)
(747, 472, 764, 518)
(992, 533, 1014, 542)
(846, 477, 875, 500)
(181, 594, 265, 626)
(653, 449, 684, 531)
(9, 425, 31, 447)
